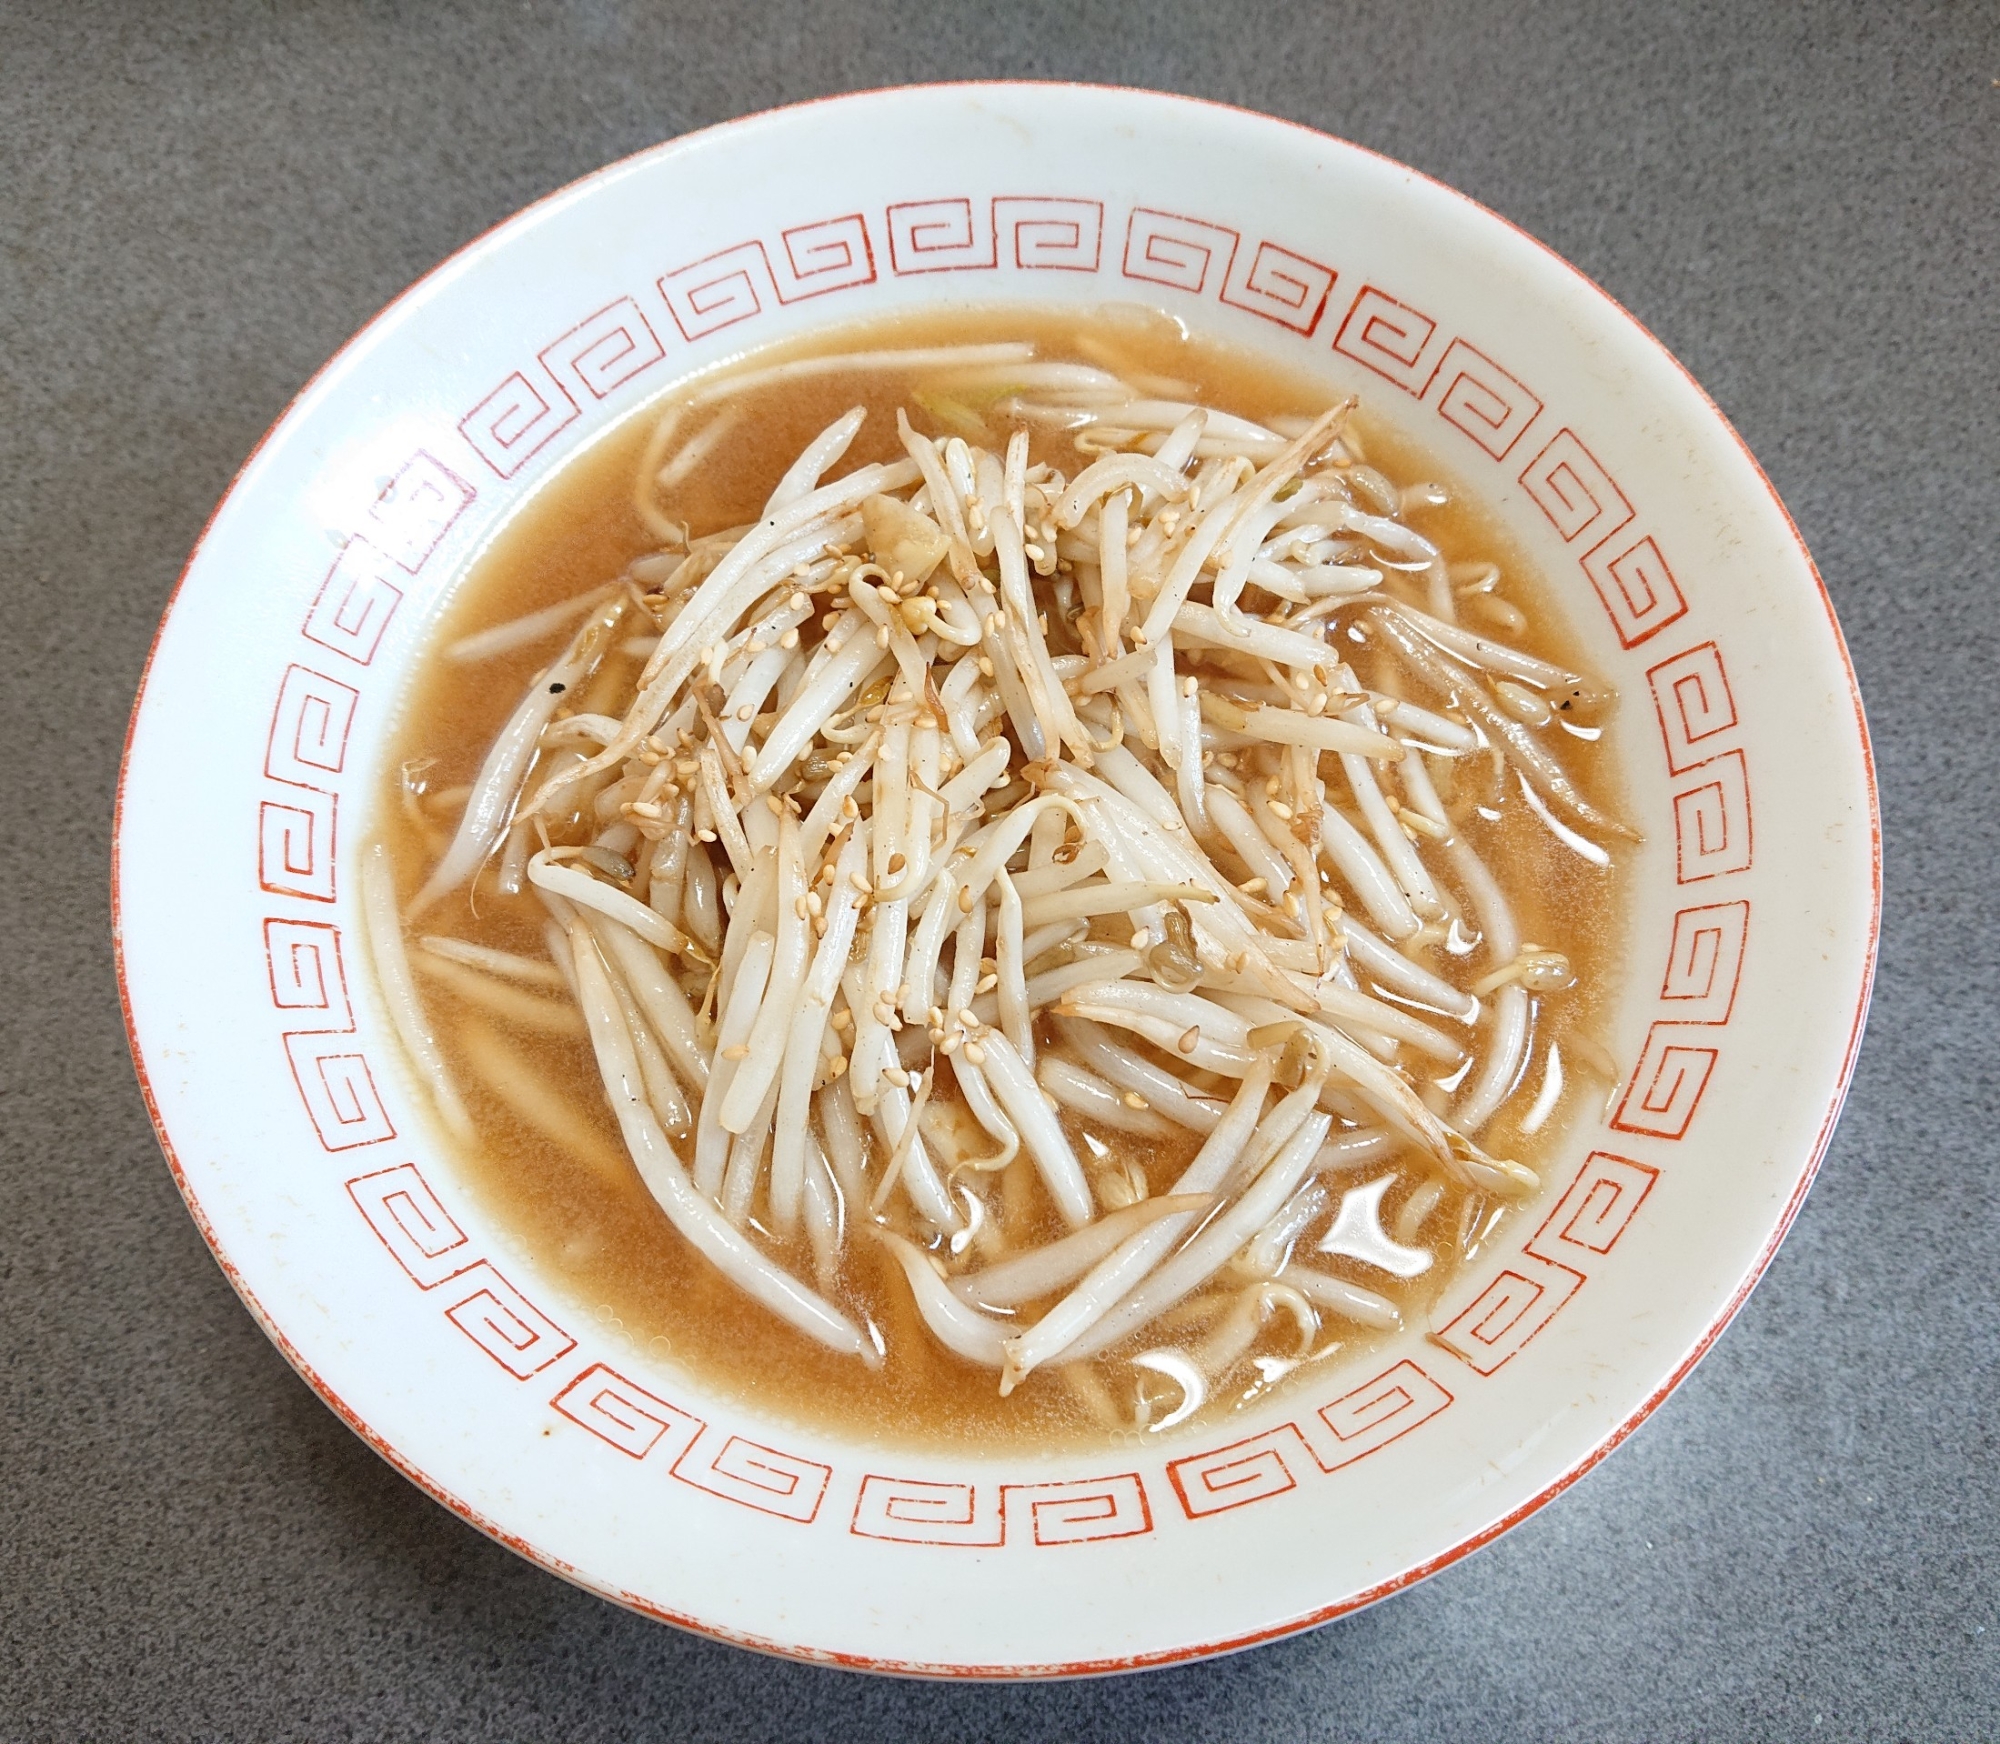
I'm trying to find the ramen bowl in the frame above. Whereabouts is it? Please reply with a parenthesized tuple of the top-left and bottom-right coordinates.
(115, 83, 1878, 1676)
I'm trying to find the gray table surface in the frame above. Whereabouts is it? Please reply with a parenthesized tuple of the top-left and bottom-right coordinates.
(4, 3, 1995, 1738)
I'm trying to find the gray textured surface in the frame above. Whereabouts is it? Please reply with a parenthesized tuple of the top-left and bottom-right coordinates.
(3, 1, 1995, 1737)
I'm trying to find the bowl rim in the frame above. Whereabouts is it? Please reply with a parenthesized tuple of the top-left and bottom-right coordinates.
(111, 79, 1882, 1678)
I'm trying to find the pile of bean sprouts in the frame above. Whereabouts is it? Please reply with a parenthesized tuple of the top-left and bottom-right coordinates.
(366, 337, 1625, 1422)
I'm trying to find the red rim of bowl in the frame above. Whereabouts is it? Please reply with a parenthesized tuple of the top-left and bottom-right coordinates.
(111, 80, 1883, 1680)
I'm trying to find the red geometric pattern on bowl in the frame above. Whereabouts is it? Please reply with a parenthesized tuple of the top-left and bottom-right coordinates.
(1029, 205, 1334, 331)
(260, 658, 361, 905)
(1531, 1152, 1660, 1259)
(1166, 1360, 1453, 1519)
(1430, 1252, 1585, 1377)
(1585, 533, 1688, 648)
(1672, 750, 1754, 883)
(258, 783, 338, 902)
(1121, 206, 1239, 296)
(439, 1262, 577, 1379)
(1313, 1358, 1455, 1468)
(849, 1471, 1153, 1547)
(264, 915, 396, 1152)
(1431, 1150, 1660, 1375)
(266, 664, 358, 787)
(303, 539, 406, 668)
(1612, 1025, 1723, 1140)
(300, 449, 468, 666)
(673, 1433, 832, 1524)
(884, 196, 1104, 275)
(852, 1476, 1005, 1546)
(995, 197, 1103, 272)
(539, 297, 666, 401)
(1521, 428, 1634, 548)
(345, 1162, 474, 1289)
(1220, 238, 1336, 334)
(1659, 900, 1750, 1023)
(542, 1360, 848, 1527)
(1425, 338, 1543, 460)
(362, 451, 476, 573)
(1648, 642, 1739, 773)
(1333, 285, 1443, 394)
(1168, 1423, 1313, 1517)
(780, 214, 878, 291)
(263, 916, 354, 1029)
(661, 225, 876, 341)
(551, 1363, 704, 1463)
(661, 243, 794, 338)
(1005, 1474, 1153, 1545)
(281, 1030, 396, 1151)
(887, 198, 998, 273)
(458, 369, 580, 480)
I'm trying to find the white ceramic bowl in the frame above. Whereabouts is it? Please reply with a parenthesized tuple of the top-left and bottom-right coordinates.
(115, 83, 1879, 1676)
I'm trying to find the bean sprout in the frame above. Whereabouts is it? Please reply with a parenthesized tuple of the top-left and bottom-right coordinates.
(381, 334, 1623, 1428)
